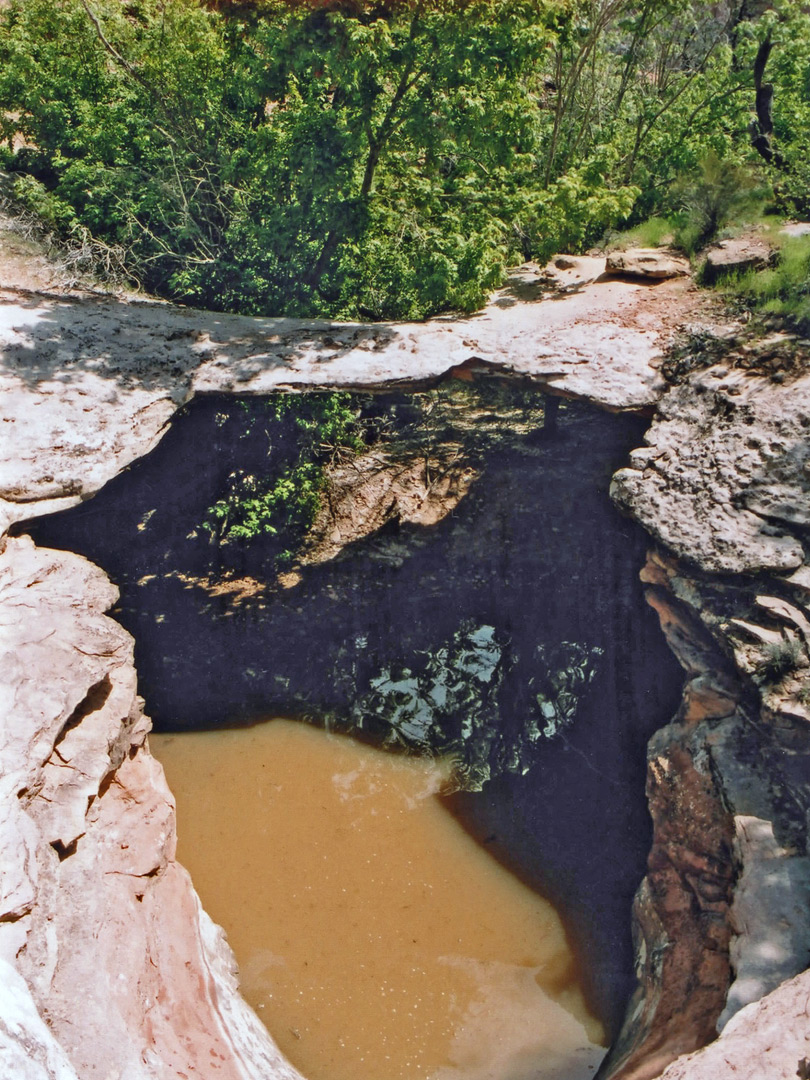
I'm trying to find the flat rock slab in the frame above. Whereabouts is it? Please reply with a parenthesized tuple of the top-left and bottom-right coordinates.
(779, 222, 810, 238)
(605, 248, 691, 280)
(702, 236, 776, 283)
(0, 262, 702, 534)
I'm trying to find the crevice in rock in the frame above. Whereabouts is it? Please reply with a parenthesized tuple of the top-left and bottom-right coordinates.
(51, 675, 112, 754)
(0, 909, 28, 924)
(50, 837, 80, 861)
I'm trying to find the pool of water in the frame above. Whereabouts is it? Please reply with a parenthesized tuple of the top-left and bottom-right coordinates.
(151, 720, 606, 1080)
(24, 390, 685, 1036)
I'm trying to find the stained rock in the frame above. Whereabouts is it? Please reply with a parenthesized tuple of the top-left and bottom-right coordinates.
(658, 970, 810, 1080)
(605, 549, 810, 1080)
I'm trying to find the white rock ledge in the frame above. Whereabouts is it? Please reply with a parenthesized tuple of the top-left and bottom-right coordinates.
(0, 260, 700, 534)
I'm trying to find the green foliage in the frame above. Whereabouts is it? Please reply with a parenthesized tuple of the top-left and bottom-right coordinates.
(671, 153, 768, 255)
(738, 1, 810, 215)
(0, 0, 560, 318)
(201, 392, 362, 563)
(203, 461, 324, 555)
(726, 235, 810, 333)
(1, 0, 806, 318)
(271, 392, 366, 457)
(757, 636, 804, 684)
(607, 216, 677, 250)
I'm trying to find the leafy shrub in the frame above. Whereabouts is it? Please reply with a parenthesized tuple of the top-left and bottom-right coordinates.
(203, 462, 325, 555)
(672, 153, 769, 255)
(201, 392, 363, 567)
(3, 0, 806, 318)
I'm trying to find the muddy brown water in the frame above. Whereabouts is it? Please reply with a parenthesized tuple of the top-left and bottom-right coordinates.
(151, 720, 606, 1080)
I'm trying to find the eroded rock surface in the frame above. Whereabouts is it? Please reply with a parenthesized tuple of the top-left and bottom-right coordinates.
(0, 255, 706, 535)
(0, 536, 304, 1080)
(604, 249, 690, 280)
(611, 365, 810, 573)
(602, 544, 810, 1076)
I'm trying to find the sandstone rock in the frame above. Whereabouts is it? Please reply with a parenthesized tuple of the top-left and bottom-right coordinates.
(701, 236, 776, 283)
(601, 718, 736, 1080)
(611, 365, 810, 574)
(755, 594, 810, 645)
(604, 550, 810, 1080)
(0, 960, 80, 1080)
(0, 536, 303, 1080)
(302, 448, 480, 566)
(779, 222, 810, 238)
(718, 816, 810, 1028)
(605, 249, 691, 280)
(728, 619, 786, 647)
(658, 970, 810, 1080)
(0, 256, 710, 537)
(781, 564, 810, 595)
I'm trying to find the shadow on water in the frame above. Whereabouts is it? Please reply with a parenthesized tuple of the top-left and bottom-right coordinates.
(23, 391, 685, 1040)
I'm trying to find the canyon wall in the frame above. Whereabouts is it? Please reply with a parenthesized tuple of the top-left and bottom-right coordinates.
(606, 364, 810, 1079)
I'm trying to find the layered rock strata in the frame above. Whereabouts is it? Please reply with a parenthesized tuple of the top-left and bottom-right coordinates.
(606, 366, 810, 1079)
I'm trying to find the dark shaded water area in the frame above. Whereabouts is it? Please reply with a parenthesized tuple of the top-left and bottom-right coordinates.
(24, 389, 685, 1039)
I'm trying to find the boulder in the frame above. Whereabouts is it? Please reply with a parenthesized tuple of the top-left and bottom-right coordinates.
(605, 248, 691, 280)
(702, 236, 776, 283)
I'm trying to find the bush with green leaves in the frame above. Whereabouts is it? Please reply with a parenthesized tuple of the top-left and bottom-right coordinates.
(200, 392, 363, 566)
(202, 462, 325, 554)
(0, 0, 563, 318)
(3, 0, 789, 320)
